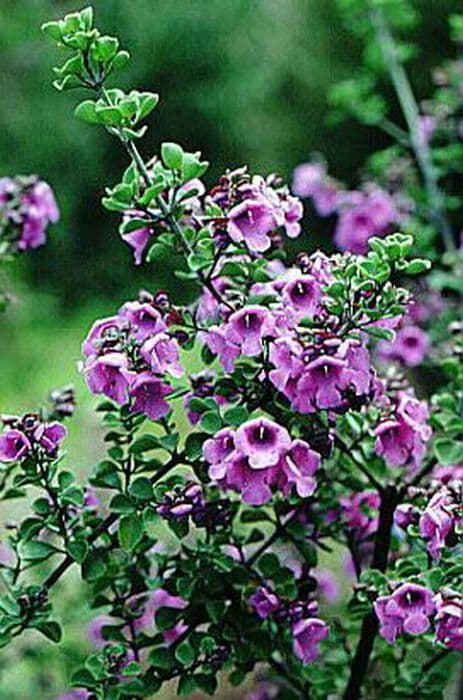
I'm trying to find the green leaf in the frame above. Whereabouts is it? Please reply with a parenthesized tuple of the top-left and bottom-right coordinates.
(222, 405, 249, 427)
(175, 641, 195, 666)
(19, 540, 55, 561)
(199, 411, 222, 435)
(74, 100, 99, 124)
(119, 513, 144, 551)
(149, 647, 175, 671)
(434, 438, 463, 465)
(161, 142, 184, 170)
(400, 259, 432, 275)
(82, 550, 108, 581)
(129, 434, 162, 454)
(109, 493, 136, 514)
(41, 21, 63, 41)
(34, 620, 62, 643)
(67, 539, 89, 563)
(128, 477, 153, 501)
(139, 92, 159, 120)
(184, 433, 207, 460)
(258, 552, 280, 577)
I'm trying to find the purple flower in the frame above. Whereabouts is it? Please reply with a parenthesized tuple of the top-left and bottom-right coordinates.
(294, 355, 347, 413)
(281, 275, 323, 320)
(33, 422, 67, 453)
(278, 439, 320, 498)
(375, 393, 431, 470)
(82, 316, 124, 357)
(54, 691, 90, 700)
(118, 301, 167, 341)
(419, 489, 455, 560)
(121, 211, 152, 265)
(225, 306, 276, 356)
(341, 490, 380, 540)
(375, 583, 435, 643)
(249, 587, 281, 619)
(281, 195, 303, 238)
(141, 332, 183, 377)
(84, 352, 133, 405)
(129, 371, 171, 420)
(314, 569, 341, 604)
(18, 180, 60, 251)
(292, 163, 326, 198)
(377, 325, 429, 367)
(201, 327, 241, 372)
(234, 417, 291, 469)
(432, 464, 463, 485)
(417, 115, 436, 146)
(87, 614, 116, 648)
(204, 420, 320, 505)
(435, 592, 463, 651)
(227, 198, 279, 252)
(0, 429, 31, 462)
(292, 617, 329, 664)
(334, 188, 398, 254)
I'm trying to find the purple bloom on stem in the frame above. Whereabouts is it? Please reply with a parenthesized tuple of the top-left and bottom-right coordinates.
(87, 614, 116, 648)
(377, 325, 429, 368)
(203, 428, 236, 476)
(225, 306, 275, 356)
(292, 163, 326, 198)
(281, 275, 323, 320)
(249, 587, 281, 619)
(374, 393, 431, 470)
(129, 371, 171, 420)
(121, 211, 152, 265)
(292, 617, 329, 664)
(118, 301, 167, 341)
(227, 198, 279, 252)
(33, 422, 67, 453)
(279, 439, 320, 498)
(141, 332, 183, 378)
(334, 188, 398, 254)
(54, 691, 90, 700)
(435, 593, 463, 651)
(341, 490, 380, 540)
(234, 417, 291, 469)
(281, 195, 303, 238)
(294, 355, 347, 413)
(18, 180, 60, 251)
(0, 429, 32, 462)
(82, 316, 124, 357)
(85, 352, 133, 405)
(375, 583, 435, 643)
(419, 489, 455, 560)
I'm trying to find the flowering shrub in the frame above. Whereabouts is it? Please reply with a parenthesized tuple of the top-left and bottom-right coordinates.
(0, 175, 59, 309)
(1, 3, 463, 700)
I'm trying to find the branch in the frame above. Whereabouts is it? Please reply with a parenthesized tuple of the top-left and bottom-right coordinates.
(370, 7, 455, 253)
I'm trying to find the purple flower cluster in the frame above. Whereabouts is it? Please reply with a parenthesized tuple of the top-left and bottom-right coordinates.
(419, 488, 462, 560)
(249, 585, 328, 664)
(0, 176, 59, 252)
(374, 391, 432, 471)
(203, 417, 320, 505)
(0, 413, 67, 463)
(82, 295, 183, 420)
(211, 169, 303, 253)
(376, 586, 463, 651)
(292, 162, 401, 253)
(202, 252, 384, 418)
(375, 583, 436, 643)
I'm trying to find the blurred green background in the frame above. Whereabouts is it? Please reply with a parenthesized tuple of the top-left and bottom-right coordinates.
(0, 1, 461, 697)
